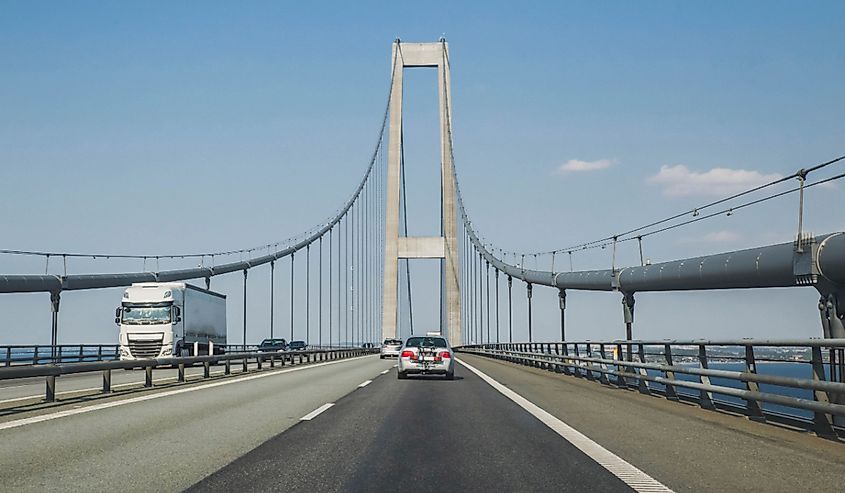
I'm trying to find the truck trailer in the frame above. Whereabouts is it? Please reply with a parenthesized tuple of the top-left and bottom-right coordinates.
(115, 282, 227, 360)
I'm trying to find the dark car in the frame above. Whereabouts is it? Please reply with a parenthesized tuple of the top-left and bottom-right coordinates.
(258, 338, 288, 352)
(288, 340, 307, 351)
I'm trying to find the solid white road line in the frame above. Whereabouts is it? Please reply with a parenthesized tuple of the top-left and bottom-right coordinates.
(0, 355, 373, 432)
(380, 369, 390, 375)
(300, 403, 335, 421)
(358, 380, 372, 388)
(457, 358, 674, 493)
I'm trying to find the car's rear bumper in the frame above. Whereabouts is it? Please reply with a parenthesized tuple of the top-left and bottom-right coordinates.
(403, 368, 449, 375)
(398, 360, 453, 374)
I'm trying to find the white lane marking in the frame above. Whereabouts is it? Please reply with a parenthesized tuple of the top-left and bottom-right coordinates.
(358, 380, 372, 388)
(300, 402, 334, 421)
(0, 355, 373, 432)
(392, 364, 398, 368)
(457, 359, 674, 493)
(380, 369, 390, 375)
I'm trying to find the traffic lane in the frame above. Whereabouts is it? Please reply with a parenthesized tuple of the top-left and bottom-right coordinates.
(189, 362, 632, 492)
(458, 353, 845, 492)
(0, 359, 284, 405)
(0, 355, 393, 492)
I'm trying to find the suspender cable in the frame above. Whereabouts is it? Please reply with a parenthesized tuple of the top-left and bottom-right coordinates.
(495, 268, 500, 344)
(345, 212, 349, 347)
(507, 275, 513, 343)
(486, 261, 491, 345)
(329, 228, 333, 348)
(243, 269, 248, 349)
(469, 231, 473, 343)
(558, 289, 566, 342)
(290, 253, 295, 342)
(306, 243, 310, 345)
(318, 236, 323, 348)
(527, 282, 534, 343)
(337, 219, 343, 346)
(270, 261, 275, 339)
(351, 202, 356, 347)
(478, 251, 483, 344)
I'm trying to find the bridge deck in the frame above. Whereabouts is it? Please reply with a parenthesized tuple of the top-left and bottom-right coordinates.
(1, 354, 843, 492)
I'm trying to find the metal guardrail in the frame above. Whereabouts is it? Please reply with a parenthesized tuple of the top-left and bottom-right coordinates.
(1, 344, 119, 366)
(457, 339, 845, 439)
(0, 347, 377, 403)
(1, 343, 365, 367)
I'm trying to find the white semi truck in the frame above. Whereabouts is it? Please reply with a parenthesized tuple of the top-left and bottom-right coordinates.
(115, 282, 227, 360)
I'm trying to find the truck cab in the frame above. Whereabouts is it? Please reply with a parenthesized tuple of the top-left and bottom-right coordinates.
(116, 282, 226, 360)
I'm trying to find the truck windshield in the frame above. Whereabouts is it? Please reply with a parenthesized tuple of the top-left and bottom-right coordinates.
(122, 305, 172, 325)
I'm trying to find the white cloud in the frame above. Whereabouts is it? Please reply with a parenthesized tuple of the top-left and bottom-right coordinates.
(555, 158, 616, 174)
(648, 164, 783, 197)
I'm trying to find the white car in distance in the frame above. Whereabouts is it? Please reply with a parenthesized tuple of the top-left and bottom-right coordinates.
(380, 339, 403, 359)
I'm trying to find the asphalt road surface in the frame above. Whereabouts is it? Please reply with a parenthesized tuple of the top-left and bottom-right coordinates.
(0, 355, 393, 492)
(188, 359, 635, 493)
(4, 352, 843, 492)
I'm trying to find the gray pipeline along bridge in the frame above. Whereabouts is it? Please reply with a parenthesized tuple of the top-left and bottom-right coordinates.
(2, 40, 845, 492)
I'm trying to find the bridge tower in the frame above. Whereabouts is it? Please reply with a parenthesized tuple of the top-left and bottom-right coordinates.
(382, 39, 462, 347)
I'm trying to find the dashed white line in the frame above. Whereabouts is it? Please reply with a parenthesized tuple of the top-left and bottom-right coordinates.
(358, 380, 372, 388)
(0, 355, 372, 432)
(380, 369, 390, 375)
(300, 403, 334, 421)
(457, 358, 674, 493)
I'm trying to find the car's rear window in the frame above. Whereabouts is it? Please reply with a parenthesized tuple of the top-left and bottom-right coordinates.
(405, 337, 447, 348)
(383, 339, 402, 345)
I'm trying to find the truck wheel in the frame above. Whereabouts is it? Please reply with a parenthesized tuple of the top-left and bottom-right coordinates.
(397, 371, 407, 380)
(380, 355, 384, 359)
(445, 371, 454, 380)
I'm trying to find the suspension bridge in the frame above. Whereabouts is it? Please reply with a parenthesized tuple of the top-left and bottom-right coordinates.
(1, 39, 844, 492)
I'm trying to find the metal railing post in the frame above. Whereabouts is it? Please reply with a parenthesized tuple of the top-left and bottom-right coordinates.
(697, 345, 715, 409)
(615, 343, 626, 387)
(144, 365, 153, 387)
(636, 343, 651, 394)
(811, 345, 836, 437)
(46, 375, 56, 402)
(663, 344, 679, 401)
(744, 345, 765, 421)
(102, 369, 111, 393)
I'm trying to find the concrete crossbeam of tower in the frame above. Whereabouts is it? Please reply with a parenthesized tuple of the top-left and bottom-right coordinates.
(381, 39, 462, 347)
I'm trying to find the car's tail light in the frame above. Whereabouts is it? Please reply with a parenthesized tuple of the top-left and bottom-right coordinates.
(440, 351, 451, 359)
(401, 350, 415, 359)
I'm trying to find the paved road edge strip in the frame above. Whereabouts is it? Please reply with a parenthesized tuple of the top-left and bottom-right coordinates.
(0, 355, 374, 432)
(457, 358, 674, 493)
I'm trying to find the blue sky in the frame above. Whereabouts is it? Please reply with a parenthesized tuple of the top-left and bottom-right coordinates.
(1, 1, 844, 344)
